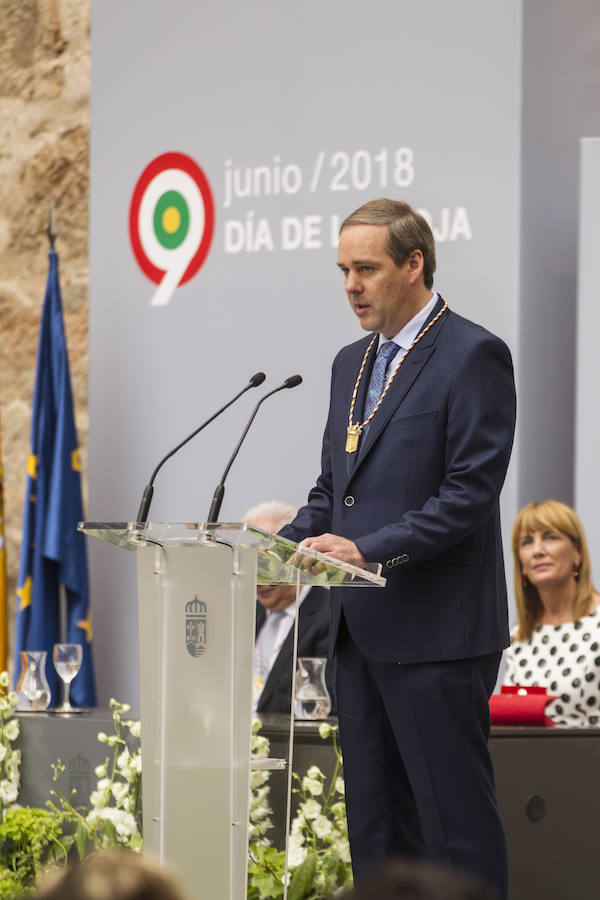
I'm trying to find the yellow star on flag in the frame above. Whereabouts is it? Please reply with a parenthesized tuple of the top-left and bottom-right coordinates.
(71, 448, 81, 472)
(17, 575, 32, 611)
(27, 454, 38, 479)
(76, 608, 93, 642)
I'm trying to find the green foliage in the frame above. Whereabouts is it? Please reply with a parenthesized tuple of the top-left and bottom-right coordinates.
(0, 873, 29, 900)
(287, 852, 318, 900)
(248, 844, 286, 899)
(0, 806, 67, 894)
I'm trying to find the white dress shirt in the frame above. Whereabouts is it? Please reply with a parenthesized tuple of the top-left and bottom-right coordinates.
(378, 292, 438, 385)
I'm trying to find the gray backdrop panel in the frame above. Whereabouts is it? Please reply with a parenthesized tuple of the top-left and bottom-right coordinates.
(90, 0, 521, 705)
(576, 138, 600, 580)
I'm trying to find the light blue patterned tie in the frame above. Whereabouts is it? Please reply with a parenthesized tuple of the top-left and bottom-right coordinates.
(362, 341, 398, 438)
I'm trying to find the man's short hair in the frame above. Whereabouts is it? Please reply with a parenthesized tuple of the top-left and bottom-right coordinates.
(243, 499, 297, 532)
(341, 198, 436, 290)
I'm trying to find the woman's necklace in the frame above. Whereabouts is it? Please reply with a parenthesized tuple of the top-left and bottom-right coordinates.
(345, 300, 448, 453)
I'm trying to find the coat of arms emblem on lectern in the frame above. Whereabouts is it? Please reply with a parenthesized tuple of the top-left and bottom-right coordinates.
(185, 595, 207, 657)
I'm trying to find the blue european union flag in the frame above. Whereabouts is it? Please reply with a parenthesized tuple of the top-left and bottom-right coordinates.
(14, 248, 96, 707)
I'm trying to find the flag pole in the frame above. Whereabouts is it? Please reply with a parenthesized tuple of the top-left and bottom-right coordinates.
(58, 583, 68, 707)
(48, 203, 68, 701)
(47, 201, 57, 249)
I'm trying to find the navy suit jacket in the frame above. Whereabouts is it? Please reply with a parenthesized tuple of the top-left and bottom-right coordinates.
(280, 298, 516, 664)
(255, 585, 331, 714)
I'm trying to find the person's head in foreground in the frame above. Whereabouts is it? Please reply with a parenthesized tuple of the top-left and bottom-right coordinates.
(35, 849, 190, 900)
(512, 499, 597, 640)
(339, 859, 497, 900)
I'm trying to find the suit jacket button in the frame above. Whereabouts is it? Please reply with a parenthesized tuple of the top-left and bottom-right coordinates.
(344, 496, 355, 507)
(386, 559, 393, 567)
(401, 554, 409, 563)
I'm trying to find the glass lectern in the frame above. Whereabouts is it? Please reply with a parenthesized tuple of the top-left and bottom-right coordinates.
(79, 521, 385, 900)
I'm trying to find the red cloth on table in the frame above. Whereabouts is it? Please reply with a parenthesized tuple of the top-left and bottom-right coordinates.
(489, 685, 557, 726)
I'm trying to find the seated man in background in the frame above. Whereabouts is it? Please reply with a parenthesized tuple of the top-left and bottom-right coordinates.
(244, 499, 331, 714)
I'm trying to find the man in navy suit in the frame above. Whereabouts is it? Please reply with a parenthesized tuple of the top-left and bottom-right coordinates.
(245, 500, 331, 714)
(279, 200, 516, 899)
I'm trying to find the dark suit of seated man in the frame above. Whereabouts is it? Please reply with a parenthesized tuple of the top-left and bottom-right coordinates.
(244, 500, 331, 715)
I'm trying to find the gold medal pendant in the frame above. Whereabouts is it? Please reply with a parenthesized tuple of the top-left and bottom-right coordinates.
(346, 424, 361, 454)
(344, 302, 448, 457)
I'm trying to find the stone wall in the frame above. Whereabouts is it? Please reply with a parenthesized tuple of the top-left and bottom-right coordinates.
(0, 0, 90, 666)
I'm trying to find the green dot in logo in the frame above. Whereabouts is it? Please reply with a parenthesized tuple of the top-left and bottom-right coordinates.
(153, 190, 190, 249)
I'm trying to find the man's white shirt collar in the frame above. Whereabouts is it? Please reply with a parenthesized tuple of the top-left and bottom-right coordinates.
(267, 584, 310, 621)
(377, 292, 438, 355)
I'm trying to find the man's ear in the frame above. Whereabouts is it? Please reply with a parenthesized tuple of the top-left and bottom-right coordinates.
(407, 249, 424, 283)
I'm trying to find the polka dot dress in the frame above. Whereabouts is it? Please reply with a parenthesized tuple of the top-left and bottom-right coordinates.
(504, 608, 600, 726)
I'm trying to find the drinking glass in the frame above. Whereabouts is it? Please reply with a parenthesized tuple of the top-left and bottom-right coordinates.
(16, 650, 51, 710)
(294, 657, 331, 719)
(53, 643, 83, 712)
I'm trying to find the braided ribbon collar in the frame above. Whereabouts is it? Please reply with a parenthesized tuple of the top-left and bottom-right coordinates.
(345, 300, 448, 453)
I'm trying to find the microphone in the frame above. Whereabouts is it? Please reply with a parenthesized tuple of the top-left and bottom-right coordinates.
(135, 372, 266, 524)
(206, 374, 303, 523)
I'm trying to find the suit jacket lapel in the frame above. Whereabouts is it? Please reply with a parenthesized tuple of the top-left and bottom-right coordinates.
(347, 338, 378, 478)
(260, 640, 290, 708)
(255, 605, 266, 636)
(350, 298, 449, 474)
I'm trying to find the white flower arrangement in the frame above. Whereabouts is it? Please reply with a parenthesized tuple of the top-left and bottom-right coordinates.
(248, 720, 353, 899)
(49, 698, 142, 854)
(0, 676, 352, 900)
(0, 671, 21, 822)
(249, 718, 274, 842)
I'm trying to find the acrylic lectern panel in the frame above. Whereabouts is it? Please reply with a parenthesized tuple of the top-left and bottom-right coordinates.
(136, 540, 255, 900)
(80, 521, 385, 586)
(80, 522, 385, 900)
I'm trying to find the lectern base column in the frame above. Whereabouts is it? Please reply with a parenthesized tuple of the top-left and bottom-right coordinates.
(137, 541, 255, 900)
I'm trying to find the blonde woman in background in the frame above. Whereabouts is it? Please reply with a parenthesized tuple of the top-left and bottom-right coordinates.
(504, 499, 600, 726)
